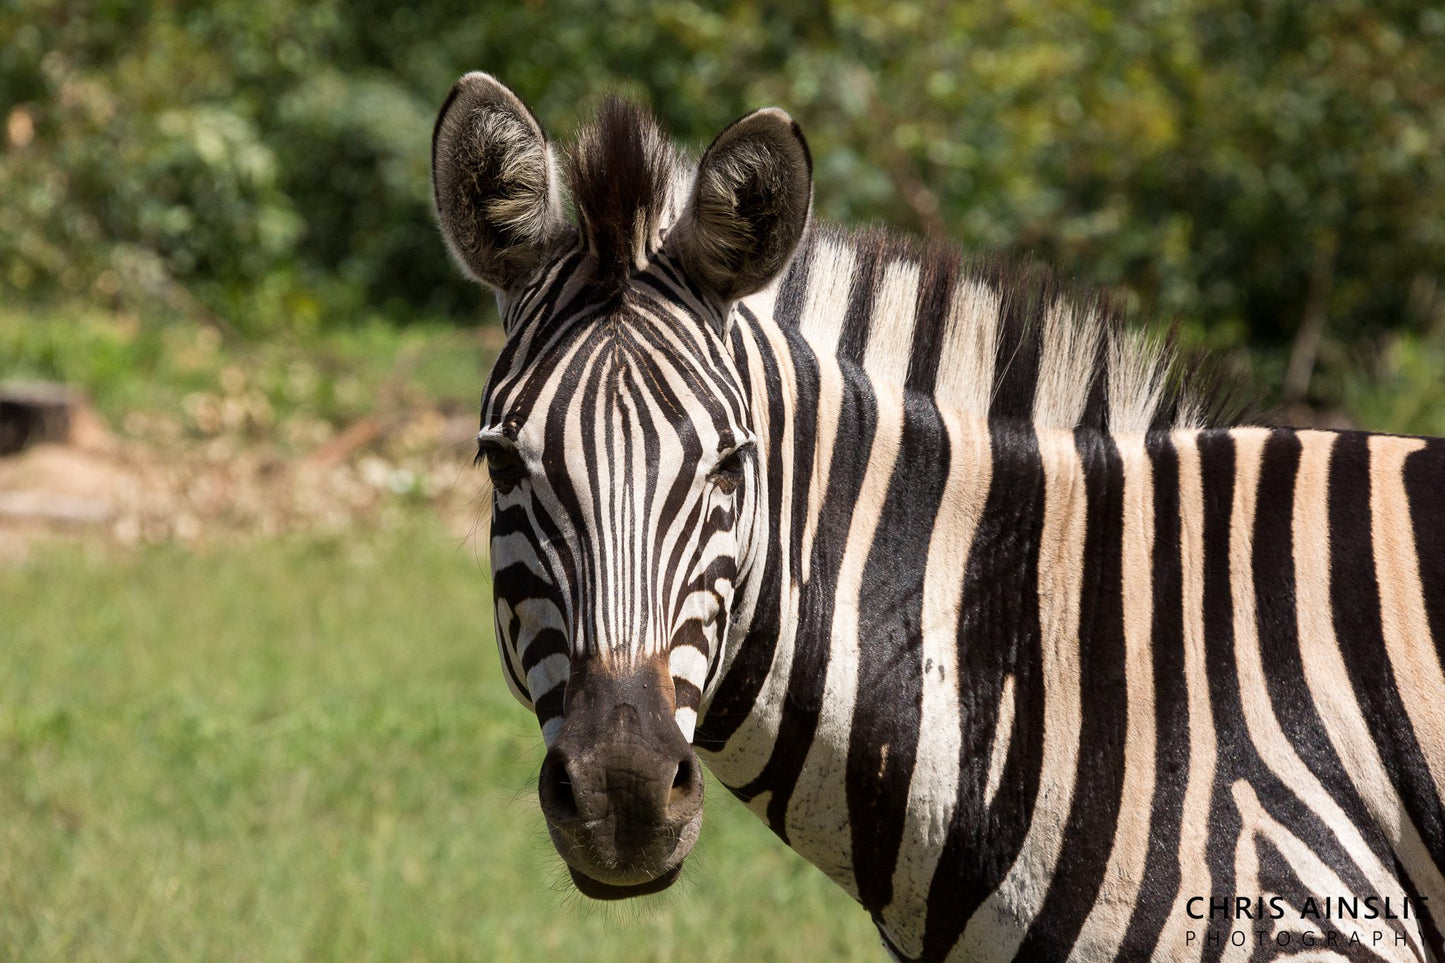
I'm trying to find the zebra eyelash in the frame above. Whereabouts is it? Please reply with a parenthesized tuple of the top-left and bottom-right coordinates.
(475, 427, 518, 469)
(715, 439, 755, 466)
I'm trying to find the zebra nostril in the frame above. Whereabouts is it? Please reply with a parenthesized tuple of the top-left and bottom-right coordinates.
(539, 750, 579, 822)
(667, 755, 702, 816)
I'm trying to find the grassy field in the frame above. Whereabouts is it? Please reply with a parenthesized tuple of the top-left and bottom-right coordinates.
(0, 515, 879, 962)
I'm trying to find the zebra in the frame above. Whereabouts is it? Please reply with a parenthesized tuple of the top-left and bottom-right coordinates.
(431, 72, 1445, 961)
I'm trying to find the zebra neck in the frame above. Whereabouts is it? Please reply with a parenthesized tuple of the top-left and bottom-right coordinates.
(697, 309, 1159, 948)
(699, 314, 1054, 903)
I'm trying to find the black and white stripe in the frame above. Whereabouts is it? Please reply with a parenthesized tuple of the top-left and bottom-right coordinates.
(432, 75, 1445, 961)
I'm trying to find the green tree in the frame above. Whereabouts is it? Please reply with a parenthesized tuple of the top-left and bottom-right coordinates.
(3, 0, 1442, 423)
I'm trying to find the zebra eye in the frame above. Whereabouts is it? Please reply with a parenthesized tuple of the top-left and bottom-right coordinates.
(711, 445, 749, 494)
(480, 441, 526, 494)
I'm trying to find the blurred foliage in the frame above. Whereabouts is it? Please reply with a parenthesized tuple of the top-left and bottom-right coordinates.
(2, 0, 1443, 426)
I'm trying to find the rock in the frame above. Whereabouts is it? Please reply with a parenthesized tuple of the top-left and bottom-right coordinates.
(0, 381, 78, 455)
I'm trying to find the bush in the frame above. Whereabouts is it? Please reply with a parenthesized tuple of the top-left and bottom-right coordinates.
(2, 0, 1443, 419)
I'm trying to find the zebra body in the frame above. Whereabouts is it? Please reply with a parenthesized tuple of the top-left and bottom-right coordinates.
(700, 307, 1445, 958)
(431, 73, 1445, 960)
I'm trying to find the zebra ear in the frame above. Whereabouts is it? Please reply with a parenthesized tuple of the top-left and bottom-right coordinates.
(432, 72, 568, 291)
(671, 107, 813, 303)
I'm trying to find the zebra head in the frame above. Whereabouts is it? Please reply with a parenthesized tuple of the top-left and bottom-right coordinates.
(432, 74, 811, 898)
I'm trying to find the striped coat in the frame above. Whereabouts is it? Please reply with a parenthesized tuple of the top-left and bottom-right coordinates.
(432, 73, 1445, 960)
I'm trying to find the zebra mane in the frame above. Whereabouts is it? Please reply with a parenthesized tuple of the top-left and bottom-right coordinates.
(564, 97, 680, 296)
(559, 98, 1240, 432)
(764, 226, 1243, 432)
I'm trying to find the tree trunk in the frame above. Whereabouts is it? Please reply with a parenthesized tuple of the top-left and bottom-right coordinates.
(1282, 232, 1338, 405)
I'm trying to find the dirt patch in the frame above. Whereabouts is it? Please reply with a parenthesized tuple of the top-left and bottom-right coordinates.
(0, 400, 490, 563)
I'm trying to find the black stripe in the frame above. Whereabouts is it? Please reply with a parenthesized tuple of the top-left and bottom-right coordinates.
(492, 497, 573, 701)
(835, 233, 885, 367)
(527, 490, 579, 631)
(780, 322, 822, 621)
(510, 248, 586, 336)
(987, 262, 1045, 424)
(1078, 294, 1112, 432)
(847, 393, 947, 912)
(1192, 430, 1396, 955)
(698, 318, 813, 707)
(518, 627, 568, 676)
(533, 682, 565, 729)
(1117, 431, 1187, 957)
(493, 602, 531, 701)
(1015, 429, 1128, 956)
(921, 422, 1046, 959)
(1400, 434, 1445, 963)
(642, 248, 714, 314)
(1250, 837, 1389, 952)
(1196, 430, 1241, 963)
(772, 229, 817, 330)
(903, 243, 960, 397)
(673, 677, 703, 713)
(1330, 432, 1445, 873)
(624, 310, 741, 428)
(1404, 437, 1445, 704)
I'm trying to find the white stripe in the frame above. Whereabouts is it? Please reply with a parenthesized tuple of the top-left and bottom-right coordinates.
(673, 707, 698, 743)
(740, 270, 781, 321)
(493, 597, 531, 708)
(796, 235, 858, 358)
(932, 278, 999, 418)
(799, 342, 845, 585)
(982, 674, 1017, 808)
(669, 644, 708, 692)
(861, 258, 920, 387)
(669, 640, 707, 677)
(1225, 779, 1415, 962)
(1034, 299, 1102, 429)
(529, 652, 571, 747)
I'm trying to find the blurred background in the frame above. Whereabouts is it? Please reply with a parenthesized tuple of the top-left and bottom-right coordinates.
(6, 0, 1445, 425)
(1, 1, 1442, 960)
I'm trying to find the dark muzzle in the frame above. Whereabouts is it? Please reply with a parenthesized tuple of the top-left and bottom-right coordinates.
(537, 660, 705, 899)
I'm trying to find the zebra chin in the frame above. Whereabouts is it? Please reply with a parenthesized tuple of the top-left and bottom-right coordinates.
(536, 660, 706, 900)
(542, 806, 702, 901)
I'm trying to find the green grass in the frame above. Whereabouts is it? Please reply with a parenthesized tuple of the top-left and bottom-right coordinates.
(0, 303, 494, 438)
(0, 516, 879, 962)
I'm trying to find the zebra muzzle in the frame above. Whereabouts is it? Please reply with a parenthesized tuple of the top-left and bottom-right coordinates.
(537, 660, 705, 899)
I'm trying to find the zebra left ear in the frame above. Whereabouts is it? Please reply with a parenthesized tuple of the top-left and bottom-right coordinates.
(670, 108, 813, 305)
(431, 72, 568, 292)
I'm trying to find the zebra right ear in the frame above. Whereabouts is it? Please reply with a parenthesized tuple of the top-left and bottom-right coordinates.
(670, 107, 813, 304)
(432, 72, 568, 292)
